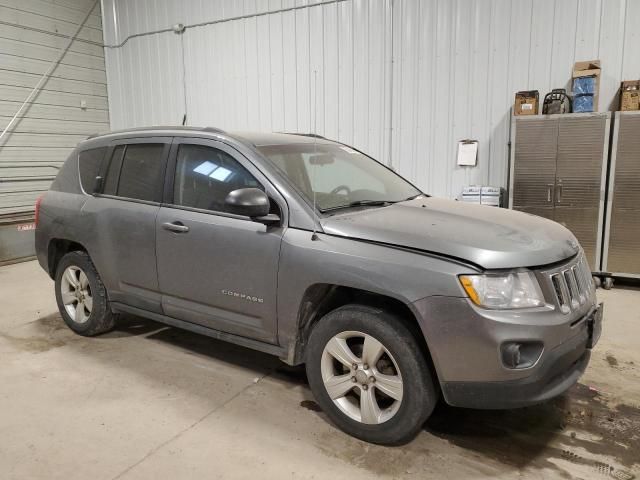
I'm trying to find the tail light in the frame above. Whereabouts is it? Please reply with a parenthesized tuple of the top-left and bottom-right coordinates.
(34, 194, 45, 227)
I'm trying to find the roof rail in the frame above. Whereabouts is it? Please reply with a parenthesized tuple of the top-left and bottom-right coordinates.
(203, 126, 226, 134)
(278, 132, 326, 140)
(87, 125, 226, 140)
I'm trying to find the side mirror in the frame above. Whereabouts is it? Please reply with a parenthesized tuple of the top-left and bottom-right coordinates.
(225, 188, 270, 218)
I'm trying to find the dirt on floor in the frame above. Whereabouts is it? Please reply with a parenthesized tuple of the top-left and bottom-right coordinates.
(0, 261, 638, 480)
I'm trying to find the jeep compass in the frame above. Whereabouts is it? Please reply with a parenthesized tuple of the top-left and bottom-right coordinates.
(35, 127, 602, 445)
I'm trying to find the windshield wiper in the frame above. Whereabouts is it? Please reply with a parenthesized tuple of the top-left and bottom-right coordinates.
(322, 200, 395, 213)
(403, 193, 427, 201)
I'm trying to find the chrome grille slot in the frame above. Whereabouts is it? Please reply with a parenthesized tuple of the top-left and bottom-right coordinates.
(580, 257, 594, 292)
(551, 274, 569, 311)
(585, 259, 595, 291)
(578, 259, 587, 287)
(563, 270, 579, 307)
(571, 266, 585, 304)
(571, 265, 583, 294)
(544, 254, 594, 314)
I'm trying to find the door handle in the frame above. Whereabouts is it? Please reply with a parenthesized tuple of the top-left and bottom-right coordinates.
(162, 221, 189, 233)
(546, 184, 554, 203)
(556, 182, 563, 203)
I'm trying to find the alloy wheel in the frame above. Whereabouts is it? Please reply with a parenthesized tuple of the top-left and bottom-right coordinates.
(320, 330, 403, 424)
(60, 265, 93, 324)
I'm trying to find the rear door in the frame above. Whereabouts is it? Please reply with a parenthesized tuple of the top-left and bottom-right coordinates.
(155, 138, 285, 344)
(82, 137, 171, 313)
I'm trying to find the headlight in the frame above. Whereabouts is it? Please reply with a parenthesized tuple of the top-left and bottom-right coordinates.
(459, 271, 545, 309)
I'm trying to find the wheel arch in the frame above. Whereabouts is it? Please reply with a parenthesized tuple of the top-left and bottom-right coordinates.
(47, 238, 88, 279)
(290, 284, 439, 383)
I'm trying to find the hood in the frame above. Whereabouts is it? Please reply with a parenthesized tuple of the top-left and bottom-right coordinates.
(321, 197, 579, 270)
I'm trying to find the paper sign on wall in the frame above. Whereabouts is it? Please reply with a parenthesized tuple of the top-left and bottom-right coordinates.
(457, 140, 478, 166)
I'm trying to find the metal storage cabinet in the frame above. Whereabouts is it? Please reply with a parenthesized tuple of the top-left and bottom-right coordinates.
(509, 113, 610, 270)
(602, 111, 640, 278)
(510, 116, 558, 221)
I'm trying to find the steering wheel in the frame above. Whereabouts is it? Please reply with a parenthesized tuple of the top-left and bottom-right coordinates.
(330, 185, 351, 195)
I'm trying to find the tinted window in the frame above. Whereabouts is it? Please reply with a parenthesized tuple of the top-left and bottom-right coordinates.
(78, 147, 107, 193)
(173, 144, 262, 213)
(115, 144, 165, 201)
(258, 144, 421, 212)
(103, 146, 124, 196)
(302, 153, 385, 193)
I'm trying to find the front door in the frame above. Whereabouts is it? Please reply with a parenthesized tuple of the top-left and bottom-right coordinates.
(156, 138, 285, 344)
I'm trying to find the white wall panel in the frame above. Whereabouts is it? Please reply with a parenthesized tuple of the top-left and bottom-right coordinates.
(106, 32, 183, 128)
(336, 0, 353, 143)
(0, 0, 108, 220)
(282, 4, 298, 131)
(598, 0, 627, 111)
(102, 0, 640, 198)
(621, 1, 640, 79)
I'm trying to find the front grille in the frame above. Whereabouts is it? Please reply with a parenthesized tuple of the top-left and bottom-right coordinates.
(545, 255, 594, 314)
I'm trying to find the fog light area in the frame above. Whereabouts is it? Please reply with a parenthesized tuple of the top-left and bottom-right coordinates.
(501, 342, 544, 369)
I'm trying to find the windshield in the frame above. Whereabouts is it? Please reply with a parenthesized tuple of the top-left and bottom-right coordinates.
(257, 143, 422, 212)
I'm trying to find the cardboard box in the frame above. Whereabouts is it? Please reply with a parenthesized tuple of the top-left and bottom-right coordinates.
(514, 90, 539, 116)
(572, 60, 601, 112)
(620, 80, 640, 111)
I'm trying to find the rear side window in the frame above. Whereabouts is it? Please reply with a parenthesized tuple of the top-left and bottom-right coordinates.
(78, 147, 107, 193)
(103, 146, 125, 196)
(103, 144, 166, 202)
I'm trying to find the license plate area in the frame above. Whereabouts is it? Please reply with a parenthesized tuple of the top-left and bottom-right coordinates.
(587, 303, 603, 349)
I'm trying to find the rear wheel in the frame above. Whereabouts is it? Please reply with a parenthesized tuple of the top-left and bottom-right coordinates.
(305, 304, 437, 445)
(55, 251, 115, 336)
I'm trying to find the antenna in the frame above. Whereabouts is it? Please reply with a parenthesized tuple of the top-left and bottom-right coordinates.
(311, 69, 319, 241)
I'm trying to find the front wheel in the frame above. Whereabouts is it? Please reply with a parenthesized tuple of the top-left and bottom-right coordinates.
(305, 305, 438, 445)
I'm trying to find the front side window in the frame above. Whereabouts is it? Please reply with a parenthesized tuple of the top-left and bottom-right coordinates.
(172, 144, 262, 213)
(258, 144, 421, 212)
(78, 147, 107, 193)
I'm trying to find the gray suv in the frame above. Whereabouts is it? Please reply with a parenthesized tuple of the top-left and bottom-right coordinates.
(35, 127, 602, 445)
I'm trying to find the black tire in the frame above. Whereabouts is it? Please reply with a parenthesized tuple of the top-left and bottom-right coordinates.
(54, 250, 115, 336)
(594, 276, 602, 289)
(305, 304, 438, 445)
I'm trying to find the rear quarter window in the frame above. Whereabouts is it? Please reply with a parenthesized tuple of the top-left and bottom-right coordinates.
(78, 147, 108, 194)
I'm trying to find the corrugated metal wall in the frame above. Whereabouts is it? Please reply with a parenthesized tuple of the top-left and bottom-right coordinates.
(103, 0, 393, 168)
(102, 0, 640, 198)
(0, 0, 109, 219)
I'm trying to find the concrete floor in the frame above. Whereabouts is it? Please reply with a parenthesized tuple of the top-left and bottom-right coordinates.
(0, 261, 639, 480)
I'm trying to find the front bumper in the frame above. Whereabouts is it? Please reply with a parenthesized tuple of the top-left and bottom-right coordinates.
(412, 296, 600, 409)
(441, 328, 590, 409)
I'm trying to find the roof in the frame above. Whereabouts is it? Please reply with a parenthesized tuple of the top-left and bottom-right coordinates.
(85, 127, 336, 148)
(229, 131, 335, 146)
(86, 126, 224, 139)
